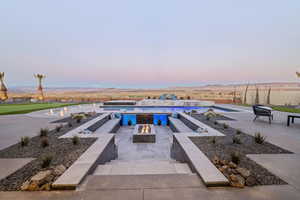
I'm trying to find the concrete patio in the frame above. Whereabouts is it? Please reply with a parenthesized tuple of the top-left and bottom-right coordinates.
(0, 104, 300, 199)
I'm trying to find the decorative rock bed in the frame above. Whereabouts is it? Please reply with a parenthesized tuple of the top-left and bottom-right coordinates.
(0, 113, 99, 191)
(189, 113, 292, 187)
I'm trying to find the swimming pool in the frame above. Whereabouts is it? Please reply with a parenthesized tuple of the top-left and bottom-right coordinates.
(100, 106, 237, 112)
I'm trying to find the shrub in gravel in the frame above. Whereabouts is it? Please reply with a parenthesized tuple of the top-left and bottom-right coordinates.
(232, 135, 242, 144)
(41, 155, 53, 168)
(206, 116, 210, 121)
(210, 136, 216, 144)
(41, 138, 49, 148)
(72, 135, 80, 145)
(254, 132, 266, 144)
(236, 129, 242, 135)
(20, 136, 29, 147)
(39, 128, 49, 137)
(68, 122, 73, 127)
(231, 152, 240, 165)
(214, 121, 218, 125)
(223, 123, 228, 129)
(55, 124, 63, 132)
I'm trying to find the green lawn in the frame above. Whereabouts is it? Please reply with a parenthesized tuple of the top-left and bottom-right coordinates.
(271, 106, 300, 114)
(0, 102, 81, 115)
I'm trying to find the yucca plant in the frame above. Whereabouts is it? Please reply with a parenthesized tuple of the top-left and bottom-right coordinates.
(223, 123, 228, 129)
(20, 136, 29, 147)
(232, 135, 242, 144)
(210, 136, 216, 144)
(254, 132, 266, 144)
(41, 154, 53, 168)
(39, 128, 49, 137)
(55, 124, 63, 132)
(40, 137, 49, 148)
(72, 135, 80, 145)
(231, 151, 240, 165)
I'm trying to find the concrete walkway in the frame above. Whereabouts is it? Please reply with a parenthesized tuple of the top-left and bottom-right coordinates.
(0, 114, 57, 150)
(1, 184, 300, 200)
(0, 158, 34, 180)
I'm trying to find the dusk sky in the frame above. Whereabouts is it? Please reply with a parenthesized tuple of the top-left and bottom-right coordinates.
(1, 1, 300, 88)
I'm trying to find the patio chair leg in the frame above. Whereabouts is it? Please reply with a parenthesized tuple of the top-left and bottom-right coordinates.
(253, 116, 258, 122)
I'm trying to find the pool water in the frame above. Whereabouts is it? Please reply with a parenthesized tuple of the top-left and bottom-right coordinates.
(100, 106, 235, 112)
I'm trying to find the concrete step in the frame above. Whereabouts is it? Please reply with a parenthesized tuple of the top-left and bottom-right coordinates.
(109, 159, 178, 164)
(94, 162, 192, 175)
(83, 174, 205, 191)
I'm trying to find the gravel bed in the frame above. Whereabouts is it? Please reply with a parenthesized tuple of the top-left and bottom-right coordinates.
(0, 113, 100, 191)
(190, 114, 292, 186)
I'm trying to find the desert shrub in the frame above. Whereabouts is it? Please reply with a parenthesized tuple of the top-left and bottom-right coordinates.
(72, 135, 80, 145)
(206, 116, 210, 121)
(232, 135, 242, 144)
(20, 136, 29, 147)
(236, 129, 242, 135)
(72, 114, 85, 123)
(41, 155, 53, 168)
(223, 123, 228, 129)
(39, 128, 49, 137)
(254, 132, 266, 144)
(68, 122, 73, 127)
(214, 121, 218, 125)
(231, 152, 240, 165)
(210, 136, 216, 144)
(40, 137, 49, 148)
(55, 124, 63, 132)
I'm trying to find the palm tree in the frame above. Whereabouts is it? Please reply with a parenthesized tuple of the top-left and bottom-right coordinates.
(0, 72, 8, 101)
(255, 86, 259, 104)
(266, 87, 271, 105)
(243, 84, 249, 104)
(34, 74, 46, 101)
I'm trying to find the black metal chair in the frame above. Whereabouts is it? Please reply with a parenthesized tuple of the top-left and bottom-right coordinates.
(252, 104, 273, 124)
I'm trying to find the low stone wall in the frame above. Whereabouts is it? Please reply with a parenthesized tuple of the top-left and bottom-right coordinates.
(171, 134, 229, 186)
(52, 134, 117, 190)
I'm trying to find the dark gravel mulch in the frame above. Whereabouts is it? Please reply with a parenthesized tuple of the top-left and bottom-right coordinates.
(0, 114, 100, 191)
(190, 114, 292, 186)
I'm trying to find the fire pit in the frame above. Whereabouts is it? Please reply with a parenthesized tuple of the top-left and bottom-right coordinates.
(133, 124, 156, 143)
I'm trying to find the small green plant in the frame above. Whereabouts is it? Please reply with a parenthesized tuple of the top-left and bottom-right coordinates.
(72, 135, 80, 145)
(40, 137, 49, 148)
(236, 129, 242, 135)
(68, 122, 73, 127)
(210, 136, 216, 144)
(214, 121, 218, 125)
(41, 154, 53, 168)
(231, 152, 240, 165)
(223, 123, 228, 129)
(232, 135, 242, 144)
(55, 124, 63, 132)
(39, 128, 49, 137)
(20, 136, 29, 147)
(254, 132, 266, 144)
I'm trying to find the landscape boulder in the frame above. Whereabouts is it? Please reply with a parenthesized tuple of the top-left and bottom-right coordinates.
(53, 164, 66, 176)
(229, 174, 245, 188)
(236, 167, 251, 178)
